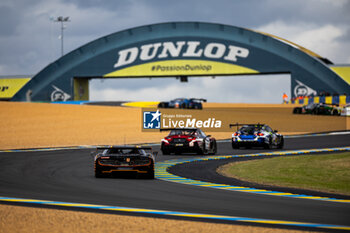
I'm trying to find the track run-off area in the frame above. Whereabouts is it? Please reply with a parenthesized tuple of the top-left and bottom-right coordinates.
(1, 133, 350, 232)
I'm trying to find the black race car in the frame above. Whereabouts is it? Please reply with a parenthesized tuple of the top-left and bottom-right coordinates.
(160, 128, 217, 155)
(230, 123, 284, 149)
(158, 98, 206, 109)
(94, 146, 157, 179)
(293, 103, 318, 114)
(293, 103, 341, 115)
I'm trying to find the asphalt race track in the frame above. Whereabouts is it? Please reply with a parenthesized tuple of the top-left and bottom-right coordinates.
(0, 134, 350, 231)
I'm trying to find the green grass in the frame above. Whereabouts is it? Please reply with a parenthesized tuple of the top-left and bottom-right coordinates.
(219, 152, 350, 195)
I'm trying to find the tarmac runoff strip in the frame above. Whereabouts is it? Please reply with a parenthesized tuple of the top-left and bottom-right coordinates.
(155, 146, 350, 204)
(0, 196, 349, 231)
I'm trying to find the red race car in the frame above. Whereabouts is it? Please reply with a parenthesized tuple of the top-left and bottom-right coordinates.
(160, 128, 217, 155)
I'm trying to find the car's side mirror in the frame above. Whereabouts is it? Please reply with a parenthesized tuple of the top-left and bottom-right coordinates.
(207, 135, 211, 137)
(274, 130, 278, 133)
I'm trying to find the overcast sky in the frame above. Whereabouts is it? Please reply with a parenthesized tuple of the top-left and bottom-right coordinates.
(1, 0, 349, 103)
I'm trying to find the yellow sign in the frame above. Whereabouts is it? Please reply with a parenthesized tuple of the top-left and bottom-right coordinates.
(0, 78, 31, 99)
(330, 66, 350, 85)
(104, 60, 258, 77)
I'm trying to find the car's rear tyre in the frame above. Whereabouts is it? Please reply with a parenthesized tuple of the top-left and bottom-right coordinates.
(332, 109, 339, 116)
(293, 108, 301, 114)
(277, 137, 284, 149)
(145, 168, 155, 179)
(197, 147, 204, 155)
(232, 142, 239, 149)
(161, 149, 170, 155)
(95, 171, 103, 178)
(264, 138, 272, 149)
(94, 163, 104, 178)
(161, 143, 170, 155)
(158, 102, 168, 108)
(209, 141, 217, 155)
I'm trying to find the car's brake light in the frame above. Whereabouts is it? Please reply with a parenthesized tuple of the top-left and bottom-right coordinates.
(100, 156, 110, 159)
(256, 133, 264, 136)
(234, 132, 239, 136)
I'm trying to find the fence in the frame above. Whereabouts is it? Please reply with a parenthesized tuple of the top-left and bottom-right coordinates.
(289, 95, 350, 105)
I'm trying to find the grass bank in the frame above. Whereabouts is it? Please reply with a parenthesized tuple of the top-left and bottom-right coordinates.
(218, 152, 350, 195)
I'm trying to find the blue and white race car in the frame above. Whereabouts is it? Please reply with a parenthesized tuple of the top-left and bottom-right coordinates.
(158, 98, 206, 109)
(230, 123, 284, 149)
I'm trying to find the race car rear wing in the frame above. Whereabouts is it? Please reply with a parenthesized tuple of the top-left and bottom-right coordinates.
(229, 123, 265, 130)
(190, 98, 207, 102)
(95, 145, 153, 150)
(91, 145, 155, 157)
